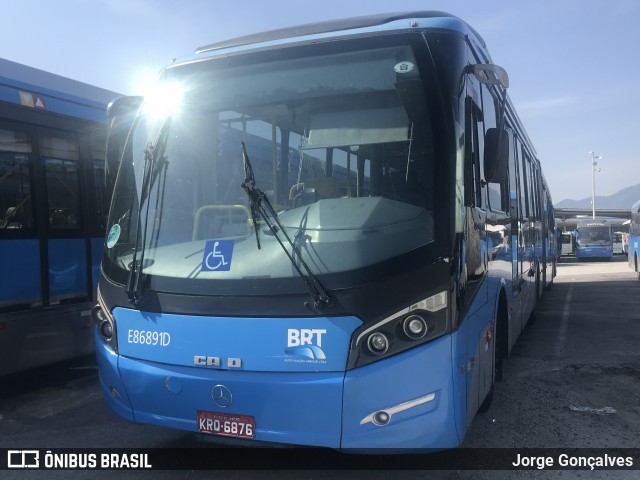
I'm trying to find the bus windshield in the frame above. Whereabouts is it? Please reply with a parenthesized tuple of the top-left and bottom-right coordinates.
(576, 226, 612, 246)
(104, 39, 444, 294)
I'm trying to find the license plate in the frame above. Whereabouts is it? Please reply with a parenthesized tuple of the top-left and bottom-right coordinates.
(197, 411, 255, 439)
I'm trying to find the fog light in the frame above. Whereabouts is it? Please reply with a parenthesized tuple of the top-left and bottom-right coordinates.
(100, 321, 114, 340)
(372, 411, 391, 426)
(403, 315, 427, 339)
(367, 332, 389, 355)
(109, 386, 121, 399)
(91, 304, 106, 324)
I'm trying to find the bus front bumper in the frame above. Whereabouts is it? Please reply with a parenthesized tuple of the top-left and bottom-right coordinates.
(95, 331, 459, 451)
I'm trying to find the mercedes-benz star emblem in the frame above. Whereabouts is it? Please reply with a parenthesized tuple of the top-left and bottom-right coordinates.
(211, 384, 233, 408)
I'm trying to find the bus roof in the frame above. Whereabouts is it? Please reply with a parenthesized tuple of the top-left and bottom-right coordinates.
(189, 11, 485, 61)
(0, 57, 121, 123)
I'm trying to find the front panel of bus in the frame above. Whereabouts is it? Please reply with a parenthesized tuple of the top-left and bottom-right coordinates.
(94, 29, 489, 450)
(575, 223, 613, 260)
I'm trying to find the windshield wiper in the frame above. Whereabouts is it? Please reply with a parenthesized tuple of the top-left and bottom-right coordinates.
(240, 141, 333, 310)
(126, 117, 171, 305)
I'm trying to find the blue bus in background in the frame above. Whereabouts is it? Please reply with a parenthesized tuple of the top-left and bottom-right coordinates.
(574, 219, 614, 261)
(629, 200, 640, 278)
(94, 11, 556, 450)
(0, 58, 119, 376)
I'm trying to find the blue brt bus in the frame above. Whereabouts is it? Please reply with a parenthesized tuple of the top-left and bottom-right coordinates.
(574, 219, 614, 261)
(94, 11, 555, 450)
(0, 58, 119, 376)
(628, 200, 640, 278)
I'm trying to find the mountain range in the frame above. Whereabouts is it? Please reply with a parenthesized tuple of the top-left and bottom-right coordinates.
(554, 184, 640, 209)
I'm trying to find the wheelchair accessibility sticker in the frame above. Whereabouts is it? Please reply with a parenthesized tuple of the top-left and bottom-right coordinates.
(201, 240, 235, 272)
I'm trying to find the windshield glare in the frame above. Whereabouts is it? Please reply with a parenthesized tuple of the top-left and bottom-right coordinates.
(104, 42, 439, 287)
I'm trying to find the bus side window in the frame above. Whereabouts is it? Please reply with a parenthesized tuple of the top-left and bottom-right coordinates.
(0, 128, 34, 230)
(506, 128, 517, 215)
(40, 133, 82, 230)
(468, 101, 487, 209)
(528, 157, 540, 222)
(519, 146, 530, 220)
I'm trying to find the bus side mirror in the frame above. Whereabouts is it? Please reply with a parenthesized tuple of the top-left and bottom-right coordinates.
(484, 128, 508, 183)
(467, 64, 509, 89)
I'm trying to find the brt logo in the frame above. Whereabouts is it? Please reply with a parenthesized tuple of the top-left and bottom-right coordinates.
(285, 328, 327, 360)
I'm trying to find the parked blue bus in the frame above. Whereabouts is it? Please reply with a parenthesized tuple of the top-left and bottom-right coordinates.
(94, 11, 555, 450)
(0, 58, 119, 376)
(629, 200, 640, 278)
(574, 219, 613, 261)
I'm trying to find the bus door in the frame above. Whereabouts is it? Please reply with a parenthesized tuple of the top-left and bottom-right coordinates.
(464, 83, 488, 314)
(0, 125, 41, 311)
(1, 126, 94, 309)
(531, 165, 543, 298)
(463, 79, 491, 418)
(508, 133, 527, 337)
(519, 148, 537, 325)
(37, 128, 94, 308)
(541, 185, 554, 286)
(0, 120, 101, 372)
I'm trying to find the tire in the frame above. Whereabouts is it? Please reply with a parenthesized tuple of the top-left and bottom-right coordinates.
(478, 311, 502, 413)
(495, 305, 506, 382)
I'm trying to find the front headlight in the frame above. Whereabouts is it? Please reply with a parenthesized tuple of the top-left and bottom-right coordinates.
(367, 332, 390, 355)
(403, 315, 428, 339)
(347, 290, 450, 370)
(92, 287, 119, 353)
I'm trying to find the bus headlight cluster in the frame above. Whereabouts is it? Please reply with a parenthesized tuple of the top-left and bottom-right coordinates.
(92, 289, 118, 353)
(365, 315, 428, 356)
(348, 291, 450, 370)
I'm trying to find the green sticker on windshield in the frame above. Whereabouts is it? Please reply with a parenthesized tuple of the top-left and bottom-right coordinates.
(106, 224, 121, 249)
(394, 61, 415, 74)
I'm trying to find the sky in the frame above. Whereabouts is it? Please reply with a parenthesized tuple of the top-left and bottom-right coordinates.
(2, 0, 639, 204)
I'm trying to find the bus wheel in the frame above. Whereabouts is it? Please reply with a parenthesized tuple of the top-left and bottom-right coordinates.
(480, 304, 505, 414)
(495, 301, 507, 382)
(479, 326, 497, 413)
